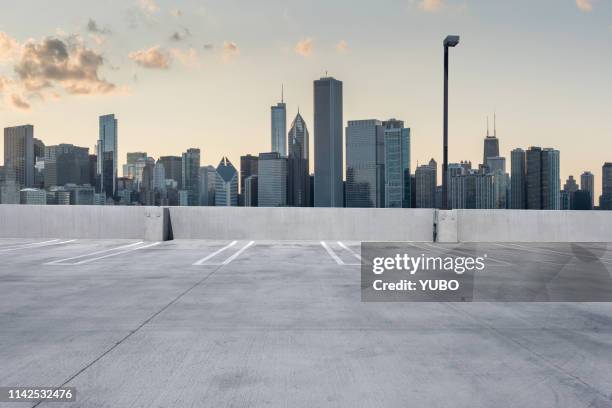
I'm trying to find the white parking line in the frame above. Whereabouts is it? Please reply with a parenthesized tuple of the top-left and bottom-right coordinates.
(67, 242, 161, 265)
(221, 241, 255, 265)
(192, 241, 238, 265)
(337, 241, 362, 262)
(0, 239, 76, 253)
(44, 241, 144, 265)
(320, 241, 360, 266)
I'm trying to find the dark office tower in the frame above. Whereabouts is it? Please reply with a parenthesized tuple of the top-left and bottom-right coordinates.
(198, 165, 216, 206)
(287, 112, 310, 207)
(271, 95, 287, 157)
(97, 114, 117, 198)
(244, 175, 258, 207)
(159, 156, 183, 189)
(526, 147, 542, 209)
(4, 124, 34, 188)
(383, 119, 411, 208)
(415, 159, 437, 208)
(345, 120, 384, 208)
(240, 154, 258, 206)
(563, 175, 579, 208)
(572, 190, 592, 210)
(580, 171, 595, 209)
(45, 144, 90, 187)
(542, 148, 560, 210)
(510, 148, 526, 209)
(483, 116, 500, 168)
(182, 148, 200, 206)
(33, 138, 45, 160)
(314, 76, 343, 207)
(601, 163, 612, 210)
(88, 154, 98, 188)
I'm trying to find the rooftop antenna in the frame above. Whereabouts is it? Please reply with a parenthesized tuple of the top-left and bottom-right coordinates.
(486, 116, 490, 137)
(281, 84, 284, 103)
(494, 112, 497, 137)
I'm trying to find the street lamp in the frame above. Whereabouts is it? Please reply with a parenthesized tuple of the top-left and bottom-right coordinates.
(442, 35, 460, 210)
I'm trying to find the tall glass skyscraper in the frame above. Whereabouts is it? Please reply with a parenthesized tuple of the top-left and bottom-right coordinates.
(97, 114, 117, 197)
(314, 77, 343, 207)
(182, 148, 200, 206)
(4, 124, 34, 188)
(271, 100, 287, 157)
(526, 146, 560, 210)
(287, 112, 310, 207)
(580, 171, 595, 209)
(258, 152, 287, 207)
(215, 157, 238, 206)
(511, 148, 526, 209)
(383, 119, 410, 208)
(601, 163, 612, 210)
(345, 120, 384, 208)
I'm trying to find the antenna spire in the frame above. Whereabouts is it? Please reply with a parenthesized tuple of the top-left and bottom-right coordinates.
(494, 112, 497, 137)
(486, 116, 489, 136)
(281, 84, 284, 103)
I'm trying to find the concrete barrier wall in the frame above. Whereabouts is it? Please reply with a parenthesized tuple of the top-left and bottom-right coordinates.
(454, 209, 612, 242)
(168, 207, 435, 241)
(0, 205, 147, 239)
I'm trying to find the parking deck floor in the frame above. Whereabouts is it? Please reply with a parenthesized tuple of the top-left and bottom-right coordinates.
(1, 238, 612, 407)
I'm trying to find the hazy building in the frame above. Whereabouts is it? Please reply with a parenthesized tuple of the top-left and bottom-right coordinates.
(244, 175, 258, 207)
(199, 165, 216, 206)
(526, 147, 543, 209)
(0, 166, 19, 204)
(287, 112, 310, 207)
(563, 175, 579, 209)
(153, 161, 166, 192)
(601, 163, 612, 210)
(181, 148, 200, 206)
(483, 122, 500, 169)
(314, 77, 343, 207)
(560, 190, 571, 210)
(487, 156, 506, 174)
(345, 120, 384, 208)
(415, 159, 437, 208)
(383, 119, 410, 208)
(240, 154, 258, 206)
(159, 156, 183, 189)
(257, 152, 287, 207)
(97, 114, 118, 198)
(20, 188, 46, 205)
(123, 152, 147, 178)
(271, 99, 287, 157)
(542, 148, 560, 210)
(580, 171, 595, 210)
(44, 144, 90, 187)
(215, 157, 238, 206)
(4, 124, 34, 188)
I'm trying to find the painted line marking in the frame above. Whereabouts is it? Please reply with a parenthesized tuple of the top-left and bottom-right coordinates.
(320, 241, 359, 266)
(221, 241, 255, 265)
(192, 241, 238, 265)
(68, 242, 161, 265)
(44, 241, 144, 265)
(498, 242, 612, 265)
(337, 241, 362, 262)
(0, 239, 76, 252)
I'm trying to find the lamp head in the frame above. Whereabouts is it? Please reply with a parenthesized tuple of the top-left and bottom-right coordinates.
(444, 35, 460, 47)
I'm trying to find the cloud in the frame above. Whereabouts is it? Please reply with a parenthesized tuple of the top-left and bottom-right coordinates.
(129, 46, 170, 69)
(170, 48, 199, 68)
(203, 43, 214, 50)
(139, 0, 159, 15)
(10, 94, 30, 110)
(86, 18, 110, 34)
(294, 38, 313, 57)
(0, 32, 20, 62)
(0, 76, 8, 92)
(169, 28, 191, 42)
(222, 41, 239, 62)
(170, 8, 182, 18)
(417, 0, 445, 12)
(14, 36, 116, 95)
(575, 0, 593, 12)
(336, 40, 349, 53)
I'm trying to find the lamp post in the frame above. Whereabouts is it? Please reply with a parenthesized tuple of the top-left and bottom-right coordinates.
(442, 35, 460, 210)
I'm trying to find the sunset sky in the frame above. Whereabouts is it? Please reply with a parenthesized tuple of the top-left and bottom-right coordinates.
(1, 0, 611, 197)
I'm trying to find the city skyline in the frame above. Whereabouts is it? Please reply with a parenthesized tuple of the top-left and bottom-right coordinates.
(1, 0, 611, 199)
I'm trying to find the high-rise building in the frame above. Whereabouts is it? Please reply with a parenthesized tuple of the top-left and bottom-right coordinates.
(600, 163, 612, 210)
(258, 152, 287, 207)
(572, 190, 592, 210)
(0, 166, 19, 204)
(123, 152, 147, 179)
(159, 156, 183, 189)
(526, 146, 560, 210)
(560, 190, 571, 210)
(580, 171, 595, 209)
(345, 120, 384, 208)
(20, 188, 47, 205)
(240, 154, 258, 206)
(287, 112, 310, 207)
(181, 148, 200, 206)
(383, 119, 411, 208)
(483, 118, 500, 168)
(510, 148, 526, 209)
(4, 124, 34, 188)
(526, 147, 543, 209)
(153, 160, 166, 191)
(487, 156, 506, 174)
(199, 165, 216, 206)
(244, 175, 258, 207)
(215, 157, 238, 206)
(563, 175, 579, 209)
(43, 144, 90, 187)
(271, 97, 287, 157)
(415, 159, 437, 208)
(97, 114, 118, 198)
(314, 76, 343, 207)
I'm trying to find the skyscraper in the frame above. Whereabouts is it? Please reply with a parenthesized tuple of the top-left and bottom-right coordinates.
(345, 120, 384, 208)
(526, 146, 560, 210)
(580, 171, 595, 209)
(510, 148, 526, 209)
(271, 94, 287, 156)
(601, 163, 612, 210)
(153, 160, 166, 191)
(240, 154, 258, 206)
(123, 152, 147, 178)
(287, 112, 310, 207)
(44, 144, 90, 187)
(182, 148, 200, 206)
(563, 175, 579, 209)
(383, 119, 411, 208)
(526, 147, 543, 209)
(159, 156, 183, 189)
(244, 175, 258, 207)
(483, 117, 499, 168)
(4, 124, 34, 188)
(215, 157, 238, 206)
(97, 114, 118, 197)
(258, 152, 287, 207)
(314, 76, 343, 207)
(199, 165, 216, 206)
(415, 159, 437, 208)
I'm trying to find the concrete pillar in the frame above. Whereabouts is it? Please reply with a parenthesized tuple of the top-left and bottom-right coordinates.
(144, 207, 170, 241)
(436, 210, 458, 243)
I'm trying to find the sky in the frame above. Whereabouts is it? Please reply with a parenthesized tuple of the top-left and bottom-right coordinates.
(1, 0, 611, 198)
